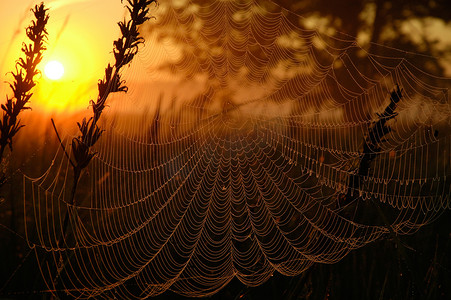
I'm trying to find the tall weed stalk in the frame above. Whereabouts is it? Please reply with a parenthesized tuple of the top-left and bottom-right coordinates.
(52, 0, 156, 275)
(0, 3, 49, 185)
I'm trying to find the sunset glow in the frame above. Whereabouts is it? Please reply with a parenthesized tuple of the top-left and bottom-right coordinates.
(0, 0, 125, 112)
(44, 60, 64, 80)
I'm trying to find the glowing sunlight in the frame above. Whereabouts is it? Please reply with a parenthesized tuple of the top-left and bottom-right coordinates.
(44, 60, 65, 80)
(1, 0, 125, 113)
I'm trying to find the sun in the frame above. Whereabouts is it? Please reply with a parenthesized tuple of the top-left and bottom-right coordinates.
(44, 60, 65, 80)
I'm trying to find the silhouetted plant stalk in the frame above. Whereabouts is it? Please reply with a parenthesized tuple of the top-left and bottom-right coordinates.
(54, 0, 156, 265)
(0, 3, 48, 185)
(346, 84, 403, 199)
(343, 85, 420, 293)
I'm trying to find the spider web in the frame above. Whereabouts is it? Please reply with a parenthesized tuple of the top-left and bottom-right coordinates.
(22, 0, 450, 298)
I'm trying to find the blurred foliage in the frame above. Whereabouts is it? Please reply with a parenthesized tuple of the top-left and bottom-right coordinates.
(281, 0, 451, 76)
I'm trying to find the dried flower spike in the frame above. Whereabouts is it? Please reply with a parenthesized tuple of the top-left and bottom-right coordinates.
(53, 0, 156, 252)
(0, 3, 48, 184)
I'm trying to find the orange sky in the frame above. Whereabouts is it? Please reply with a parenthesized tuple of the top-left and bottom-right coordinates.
(0, 0, 126, 112)
(1, 0, 450, 117)
(0, 0, 449, 167)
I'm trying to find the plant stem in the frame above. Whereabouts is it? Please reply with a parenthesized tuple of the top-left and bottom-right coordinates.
(0, 3, 48, 182)
(51, 1, 157, 293)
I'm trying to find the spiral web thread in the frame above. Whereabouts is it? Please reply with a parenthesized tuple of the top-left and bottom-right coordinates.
(22, 0, 451, 298)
